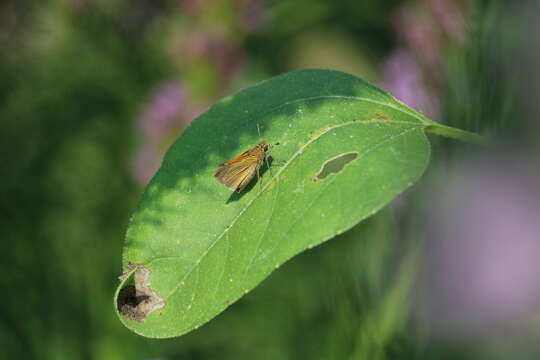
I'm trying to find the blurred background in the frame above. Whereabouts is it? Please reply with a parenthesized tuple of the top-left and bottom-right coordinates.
(1, 0, 538, 359)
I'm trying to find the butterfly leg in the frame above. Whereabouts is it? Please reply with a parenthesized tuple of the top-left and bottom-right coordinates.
(257, 165, 263, 191)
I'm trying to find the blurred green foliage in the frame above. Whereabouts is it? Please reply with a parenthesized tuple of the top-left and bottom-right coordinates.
(0, 0, 515, 359)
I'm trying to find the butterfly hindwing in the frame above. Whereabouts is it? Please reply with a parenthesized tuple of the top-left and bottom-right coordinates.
(215, 161, 259, 192)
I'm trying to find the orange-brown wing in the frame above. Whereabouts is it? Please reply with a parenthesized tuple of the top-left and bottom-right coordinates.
(215, 162, 258, 192)
(219, 150, 255, 166)
(220, 142, 268, 166)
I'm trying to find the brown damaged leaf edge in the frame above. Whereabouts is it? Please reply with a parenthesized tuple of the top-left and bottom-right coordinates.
(117, 264, 165, 322)
(313, 152, 359, 181)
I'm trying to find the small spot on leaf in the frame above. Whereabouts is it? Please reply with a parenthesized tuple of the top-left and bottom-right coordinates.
(376, 113, 391, 121)
(313, 152, 359, 181)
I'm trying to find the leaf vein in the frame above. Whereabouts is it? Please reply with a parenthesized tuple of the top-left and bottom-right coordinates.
(277, 126, 421, 243)
(163, 121, 423, 303)
(241, 178, 281, 285)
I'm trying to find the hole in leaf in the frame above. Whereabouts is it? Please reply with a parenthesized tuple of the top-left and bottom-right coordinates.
(313, 152, 359, 181)
(117, 264, 165, 322)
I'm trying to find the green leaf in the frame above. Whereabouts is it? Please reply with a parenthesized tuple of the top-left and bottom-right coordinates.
(114, 69, 464, 338)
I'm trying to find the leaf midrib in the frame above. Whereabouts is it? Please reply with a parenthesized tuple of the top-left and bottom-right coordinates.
(232, 125, 424, 292)
(162, 116, 424, 303)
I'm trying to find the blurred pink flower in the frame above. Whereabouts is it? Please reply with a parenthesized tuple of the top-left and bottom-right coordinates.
(181, 31, 212, 59)
(131, 144, 161, 186)
(392, 6, 440, 68)
(425, 0, 467, 43)
(178, 31, 245, 80)
(180, 0, 213, 15)
(131, 80, 189, 185)
(211, 36, 245, 80)
(137, 81, 185, 140)
(415, 154, 540, 340)
(181, 0, 270, 32)
(238, 0, 270, 32)
(381, 49, 439, 118)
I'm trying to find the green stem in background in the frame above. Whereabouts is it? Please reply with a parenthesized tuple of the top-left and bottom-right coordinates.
(425, 123, 487, 144)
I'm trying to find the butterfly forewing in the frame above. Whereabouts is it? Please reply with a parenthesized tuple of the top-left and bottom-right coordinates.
(219, 149, 255, 166)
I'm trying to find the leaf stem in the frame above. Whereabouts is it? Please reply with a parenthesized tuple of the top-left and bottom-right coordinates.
(425, 123, 487, 144)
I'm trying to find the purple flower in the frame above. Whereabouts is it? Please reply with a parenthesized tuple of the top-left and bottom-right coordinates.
(180, 0, 213, 15)
(238, 0, 271, 32)
(131, 81, 187, 185)
(426, 0, 466, 43)
(137, 81, 185, 140)
(392, 6, 440, 68)
(131, 144, 161, 186)
(176, 30, 245, 82)
(381, 49, 439, 118)
(210, 36, 245, 80)
(414, 154, 540, 341)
